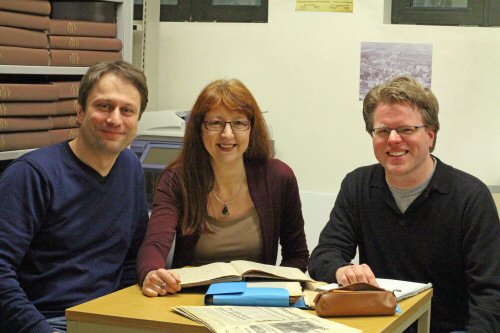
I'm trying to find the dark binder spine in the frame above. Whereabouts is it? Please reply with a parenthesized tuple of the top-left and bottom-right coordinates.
(50, 1, 117, 23)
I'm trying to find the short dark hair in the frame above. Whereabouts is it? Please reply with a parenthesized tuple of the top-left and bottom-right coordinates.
(78, 60, 148, 117)
(363, 76, 440, 152)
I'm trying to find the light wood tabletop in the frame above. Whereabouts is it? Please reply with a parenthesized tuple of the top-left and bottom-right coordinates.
(66, 285, 432, 333)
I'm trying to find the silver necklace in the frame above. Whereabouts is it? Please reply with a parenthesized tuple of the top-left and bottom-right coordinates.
(212, 176, 245, 216)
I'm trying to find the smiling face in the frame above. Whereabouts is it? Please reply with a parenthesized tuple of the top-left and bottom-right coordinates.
(202, 105, 251, 167)
(77, 73, 141, 159)
(372, 102, 436, 188)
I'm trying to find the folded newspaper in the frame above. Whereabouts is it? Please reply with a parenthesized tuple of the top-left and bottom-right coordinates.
(172, 306, 362, 333)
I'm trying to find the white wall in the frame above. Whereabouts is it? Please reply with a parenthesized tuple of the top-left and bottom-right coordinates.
(138, 0, 500, 249)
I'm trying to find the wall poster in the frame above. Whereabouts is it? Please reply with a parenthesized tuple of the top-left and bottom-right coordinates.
(295, 0, 353, 13)
(359, 42, 433, 100)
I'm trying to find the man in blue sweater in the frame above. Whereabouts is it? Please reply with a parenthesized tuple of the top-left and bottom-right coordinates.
(0, 61, 149, 333)
(309, 76, 500, 333)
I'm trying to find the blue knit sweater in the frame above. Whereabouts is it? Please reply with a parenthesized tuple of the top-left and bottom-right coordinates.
(0, 142, 149, 333)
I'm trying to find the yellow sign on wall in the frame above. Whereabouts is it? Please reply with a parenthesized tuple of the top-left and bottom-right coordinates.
(296, 0, 353, 13)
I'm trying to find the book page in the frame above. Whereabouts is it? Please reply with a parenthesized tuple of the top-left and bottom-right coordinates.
(171, 262, 242, 287)
(230, 260, 312, 282)
(246, 281, 303, 297)
(376, 278, 432, 301)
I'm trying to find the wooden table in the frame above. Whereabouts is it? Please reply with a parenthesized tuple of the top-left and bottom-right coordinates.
(66, 285, 432, 333)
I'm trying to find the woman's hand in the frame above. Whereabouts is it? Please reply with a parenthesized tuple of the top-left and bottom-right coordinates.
(142, 269, 181, 296)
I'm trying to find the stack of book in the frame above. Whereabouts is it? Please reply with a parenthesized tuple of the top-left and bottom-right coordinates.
(0, 1, 123, 67)
(0, 81, 80, 152)
(49, 1, 122, 66)
(0, 0, 51, 65)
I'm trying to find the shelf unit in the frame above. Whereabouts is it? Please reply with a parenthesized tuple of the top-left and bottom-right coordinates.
(0, 0, 133, 162)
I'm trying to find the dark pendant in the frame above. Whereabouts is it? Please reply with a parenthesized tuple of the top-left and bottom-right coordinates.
(222, 205, 229, 216)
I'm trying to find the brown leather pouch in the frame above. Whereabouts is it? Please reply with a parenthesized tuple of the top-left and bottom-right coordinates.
(314, 283, 397, 317)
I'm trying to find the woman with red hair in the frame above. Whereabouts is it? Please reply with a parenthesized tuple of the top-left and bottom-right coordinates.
(137, 79, 309, 296)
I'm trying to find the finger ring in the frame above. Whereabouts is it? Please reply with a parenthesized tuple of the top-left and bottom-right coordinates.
(160, 282, 167, 289)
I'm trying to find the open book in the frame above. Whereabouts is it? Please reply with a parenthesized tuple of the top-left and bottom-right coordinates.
(171, 260, 312, 288)
(317, 278, 432, 301)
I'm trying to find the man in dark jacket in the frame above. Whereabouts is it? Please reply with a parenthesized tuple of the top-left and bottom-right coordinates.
(309, 76, 500, 333)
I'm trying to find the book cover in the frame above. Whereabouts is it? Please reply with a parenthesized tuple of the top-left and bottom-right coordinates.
(49, 127, 78, 144)
(205, 282, 292, 307)
(0, 26, 49, 49)
(50, 49, 121, 67)
(0, 45, 50, 66)
(51, 115, 78, 129)
(0, 116, 52, 132)
(0, 130, 51, 151)
(49, 36, 122, 51)
(55, 99, 78, 115)
(0, 10, 50, 31)
(51, 81, 80, 99)
(0, 127, 78, 151)
(0, 115, 78, 132)
(0, 101, 57, 117)
(0, 83, 59, 101)
(49, 19, 117, 38)
(0, 0, 51, 16)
